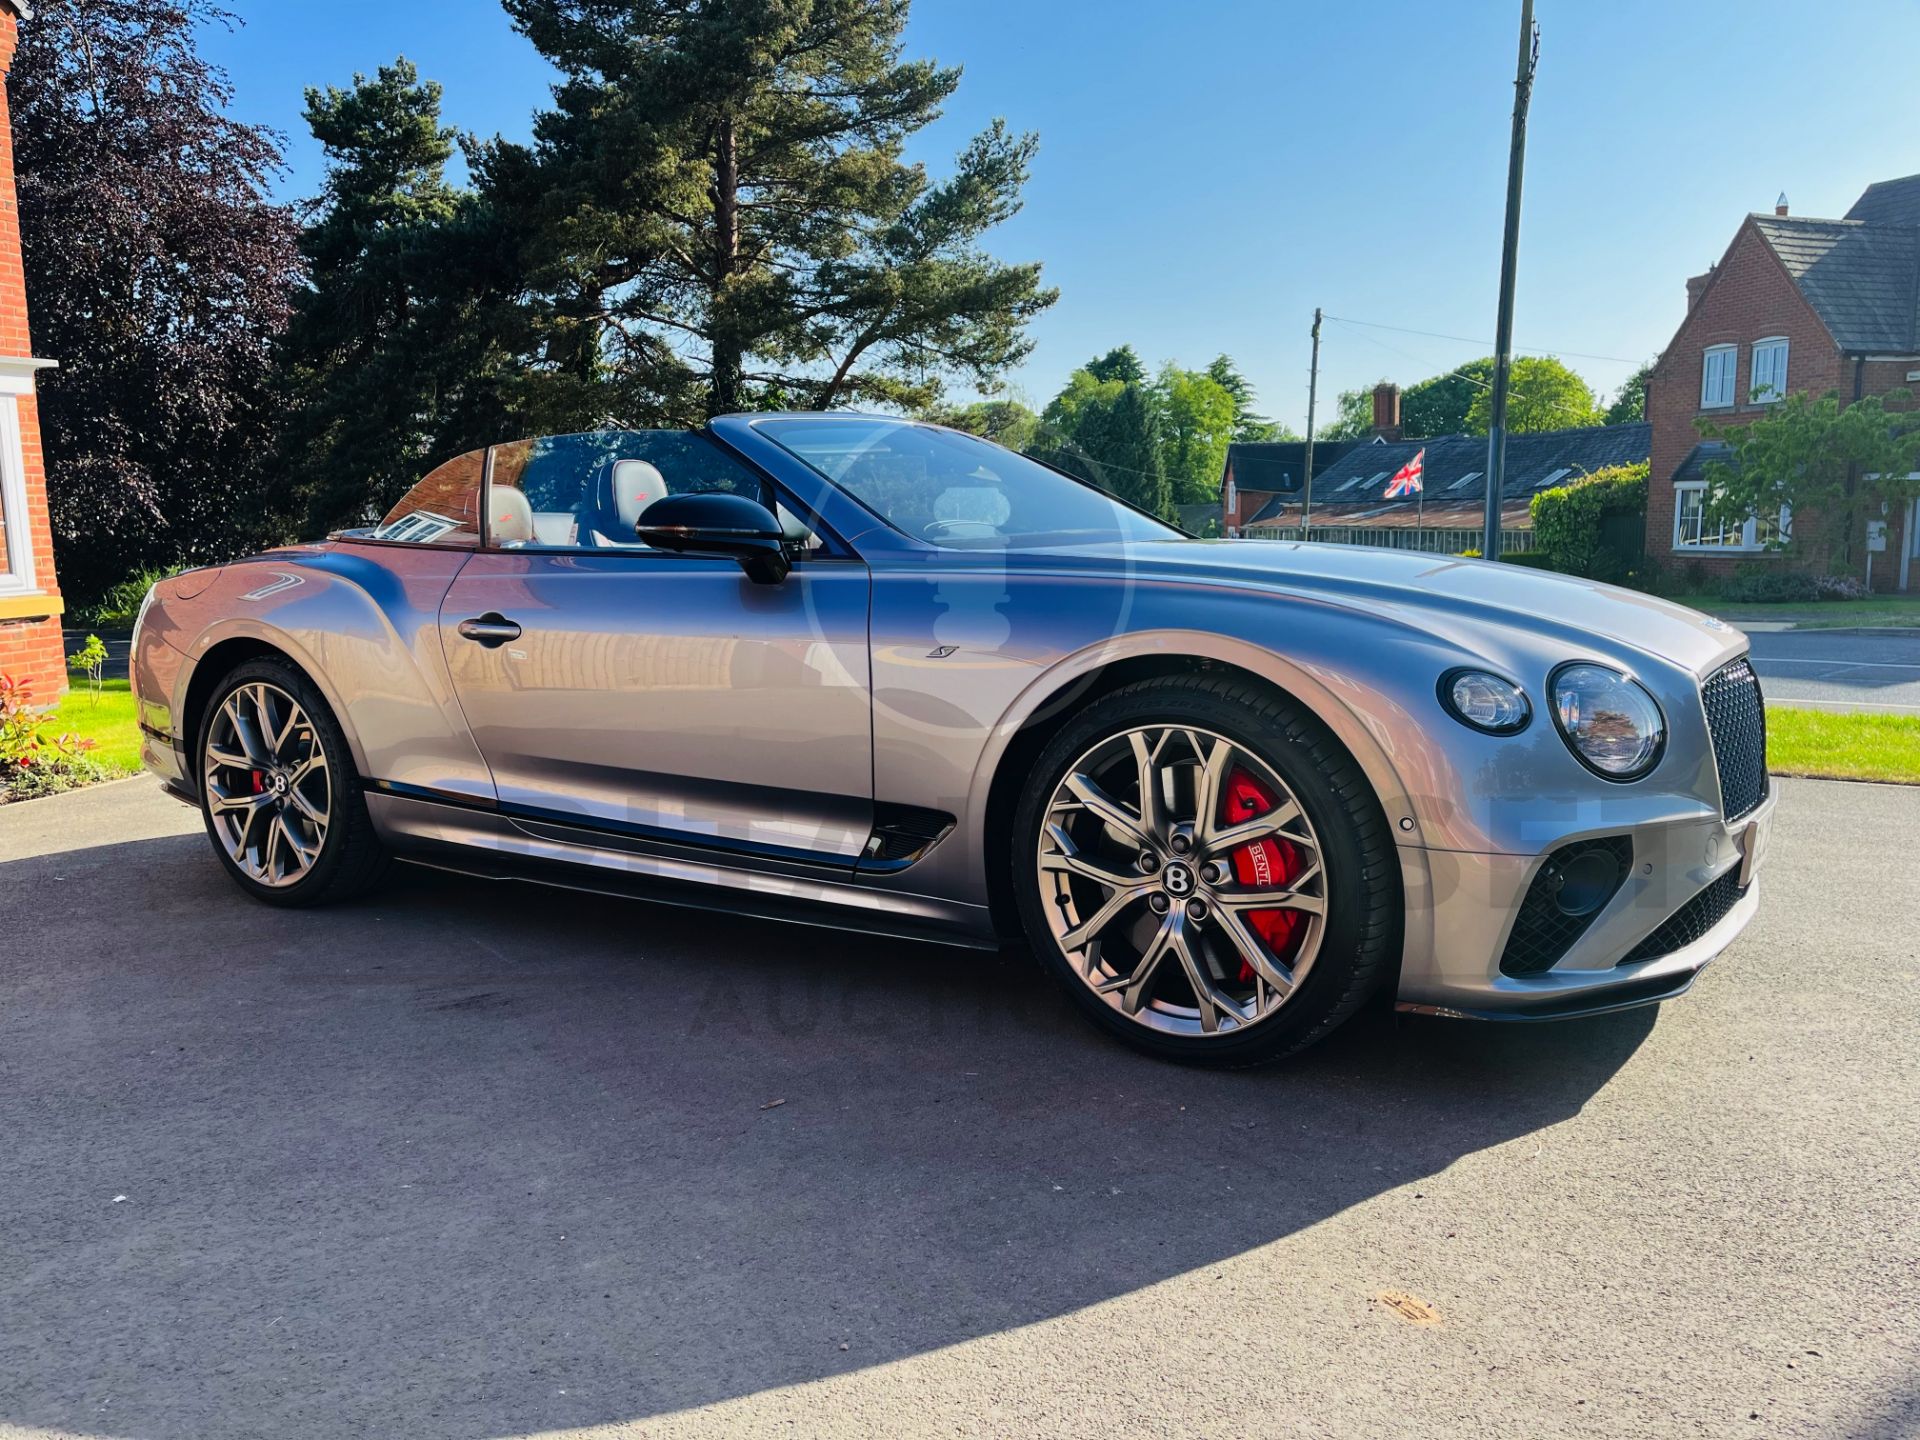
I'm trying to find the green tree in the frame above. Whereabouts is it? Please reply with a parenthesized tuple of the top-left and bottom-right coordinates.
(1465, 356, 1603, 434)
(17, 0, 304, 598)
(1206, 354, 1296, 442)
(1034, 366, 1169, 517)
(1604, 360, 1654, 425)
(276, 59, 508, 532)
(1698, 390, 1920, 572)
(1401, 358, 1493, 438)
(1039, 366, 1124, 439)
(489, 0, 1056, 420)
(1317, 383, 1383, 441)
(1081, 382, 1171, 517)
(1155, 362, 1237, 503)
(1084, 344, 1146, 385)
(921, 397, 1039, 451)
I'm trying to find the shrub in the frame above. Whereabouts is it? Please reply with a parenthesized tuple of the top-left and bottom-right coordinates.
(77, 565, 180, 630)
(1528, 462, 1649, 582)
(0, 673, 100, 801)
(67, 634, 108, 701)
(1500, 550, 1556, 569)
(1717, 568, 1819, 604)
(1813, 573, 1870, 601)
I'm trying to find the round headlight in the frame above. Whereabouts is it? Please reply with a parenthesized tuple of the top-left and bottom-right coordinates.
(1439, 669, 1531, 734)
(1550, 663, 1665, 779)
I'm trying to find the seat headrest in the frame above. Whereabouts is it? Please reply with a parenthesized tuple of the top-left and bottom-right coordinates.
(489, 485, 535, 546)
(611, 460, 670, 534)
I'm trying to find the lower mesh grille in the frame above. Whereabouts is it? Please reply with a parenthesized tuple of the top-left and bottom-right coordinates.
(1703, 658, 1768, 821)
(1499, 836, 1634, 977)
(1619, 870, 1748, 965)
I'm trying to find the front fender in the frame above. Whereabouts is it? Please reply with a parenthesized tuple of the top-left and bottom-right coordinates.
(144, 547, 492, 803)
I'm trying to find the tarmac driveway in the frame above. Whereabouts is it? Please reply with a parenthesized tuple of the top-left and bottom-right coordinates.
(0, 777, 1915, 1439)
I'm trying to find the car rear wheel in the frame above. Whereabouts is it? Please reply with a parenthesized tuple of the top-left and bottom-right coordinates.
(1012, 674, 1399, 1066)
(196, 658, 390, 907)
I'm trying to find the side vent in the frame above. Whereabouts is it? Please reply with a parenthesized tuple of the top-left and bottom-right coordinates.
(858, 804, 957, 874)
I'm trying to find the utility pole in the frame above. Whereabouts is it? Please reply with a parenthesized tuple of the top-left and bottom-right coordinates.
(1302, 307, 1323, 538)
(1483, 0, 1539, 559)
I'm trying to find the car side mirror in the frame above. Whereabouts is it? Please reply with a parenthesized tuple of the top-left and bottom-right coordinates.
(635, 492, 791, 584)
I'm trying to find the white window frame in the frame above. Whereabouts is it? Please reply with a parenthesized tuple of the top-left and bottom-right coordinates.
(1700, 344, 1737, 409)
(0, 395, 36, 598)
(1672, 481, 1792, 554)
(1749, 336, 1788, 404)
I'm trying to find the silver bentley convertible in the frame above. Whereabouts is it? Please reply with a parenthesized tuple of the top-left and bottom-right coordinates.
(132, 415, 1772, 1064)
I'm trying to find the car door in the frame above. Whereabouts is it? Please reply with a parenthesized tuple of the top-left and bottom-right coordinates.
(437, 430, 874, 869)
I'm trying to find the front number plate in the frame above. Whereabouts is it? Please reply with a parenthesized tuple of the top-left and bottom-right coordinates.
(1736, 813, 1771, 889)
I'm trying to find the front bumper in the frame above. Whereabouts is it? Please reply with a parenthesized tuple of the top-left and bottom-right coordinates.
(1394, 792, 1774, 1020)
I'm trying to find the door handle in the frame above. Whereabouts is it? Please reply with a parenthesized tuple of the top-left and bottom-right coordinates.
(457, 613, 522, 647)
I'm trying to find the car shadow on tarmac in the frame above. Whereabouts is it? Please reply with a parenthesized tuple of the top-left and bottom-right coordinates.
(0, 831, 1654, 1440)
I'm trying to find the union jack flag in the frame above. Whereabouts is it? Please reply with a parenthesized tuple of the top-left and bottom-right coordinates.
(1384, 448, 1425, 498)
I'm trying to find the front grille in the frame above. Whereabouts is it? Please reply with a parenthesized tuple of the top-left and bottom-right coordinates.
(1618, 869, 1747, 965)
(1702, 658, 1768, 821)
(1499, 836, 1634, 977)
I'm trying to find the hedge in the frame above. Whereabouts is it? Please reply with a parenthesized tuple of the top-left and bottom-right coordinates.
(1528, 462, 1648, 583)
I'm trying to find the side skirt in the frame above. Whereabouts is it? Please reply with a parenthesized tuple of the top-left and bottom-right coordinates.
(366, 789, 999, 952)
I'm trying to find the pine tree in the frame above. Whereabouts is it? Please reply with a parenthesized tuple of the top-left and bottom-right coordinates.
(488, 0, 1056, 419)
(275, 59, 504, 531)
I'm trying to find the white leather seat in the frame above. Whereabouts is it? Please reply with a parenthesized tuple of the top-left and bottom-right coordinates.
(611, 460, 670, 537)
(489, 486, 535, 546)
(580, 460, 671, 547)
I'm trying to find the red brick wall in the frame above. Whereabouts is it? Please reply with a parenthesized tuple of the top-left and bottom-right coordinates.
(1647, 217, 1917, 591)
(0, 6, 67, 696)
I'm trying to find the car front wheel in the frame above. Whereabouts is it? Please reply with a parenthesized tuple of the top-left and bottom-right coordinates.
(1012, 674, 1399, 1066)
(196, 658, 390, 907)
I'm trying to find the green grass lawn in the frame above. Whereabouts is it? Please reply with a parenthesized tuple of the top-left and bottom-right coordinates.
(1766, 704, 1920, 785)
(47, 675, 143, 773)
(1666, 593, 1920, 629)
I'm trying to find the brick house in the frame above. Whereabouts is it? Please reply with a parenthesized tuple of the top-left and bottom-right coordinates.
(1647, 179, 1920, 592)
(0, 0, 61, 693)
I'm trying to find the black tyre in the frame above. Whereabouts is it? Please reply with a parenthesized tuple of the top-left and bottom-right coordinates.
(1012, 673, 1399, 1066)
(195, 657, 391, 908)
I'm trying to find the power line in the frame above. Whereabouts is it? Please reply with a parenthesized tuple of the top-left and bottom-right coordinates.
(1323, 313, 1640, 367)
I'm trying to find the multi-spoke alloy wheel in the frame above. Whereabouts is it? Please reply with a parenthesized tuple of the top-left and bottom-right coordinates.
(1038, 725, 1327, 1038)
(197, 658, 390, 907)
(1013, 676, 1398, 1066)
(203, 681, 331, 888)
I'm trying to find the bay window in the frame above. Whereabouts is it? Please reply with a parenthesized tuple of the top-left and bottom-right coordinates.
(1673, 482, 1791, 553)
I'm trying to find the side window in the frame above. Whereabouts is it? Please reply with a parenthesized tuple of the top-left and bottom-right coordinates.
(1700, 345, 1737, 409)
(369, 447, 486, 547)
(483, 430, 798, 550)
(1750, 337, 1788, 404)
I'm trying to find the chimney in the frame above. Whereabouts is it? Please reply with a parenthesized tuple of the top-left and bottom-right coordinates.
(1686, 265, 1714, 312)
(1775, 191, 1789, 217)
(1371, 382, 1402, 441)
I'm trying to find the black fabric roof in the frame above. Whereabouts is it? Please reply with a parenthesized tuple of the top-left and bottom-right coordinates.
(1845, 174, 1920, 229)
(1752, 214, 1920, 352)
(1297, 422, 1649, 509)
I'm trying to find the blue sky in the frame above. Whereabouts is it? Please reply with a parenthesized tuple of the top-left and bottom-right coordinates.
(203, 0, 1920, 431)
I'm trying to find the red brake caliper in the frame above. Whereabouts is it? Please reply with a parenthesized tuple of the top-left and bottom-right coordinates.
(1220, 768, 1305, 983)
